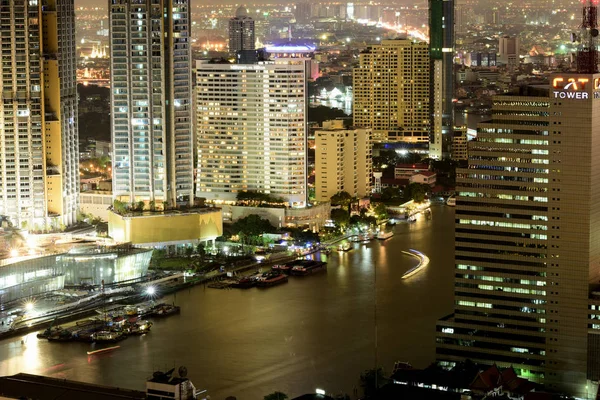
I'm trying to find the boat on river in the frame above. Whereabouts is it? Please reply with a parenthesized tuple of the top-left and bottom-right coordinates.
(232, 276, 257, 288)
(272, 264, 292, 274)
(256, 272, 288, 288)
(87, 345, 120, 356)
(92, 330, 124, 343)
(338, 242, 351, 252)
(151, 303, 181, 318)
(290, 260, 327, 276)
(377, 230, 394, 240)
(446, 196, 456, 206)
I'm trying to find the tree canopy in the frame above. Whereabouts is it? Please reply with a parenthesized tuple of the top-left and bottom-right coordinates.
(264, 392, 288, 400)
(232, 214, 277, 237)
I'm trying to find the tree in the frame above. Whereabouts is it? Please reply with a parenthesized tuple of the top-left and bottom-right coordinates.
(113, 199, 128, 215)
(404, 183, 428, 203)
(233, 215, 276, 238)
(360, 368, 388, 399)
(264, 392, 288, 400)
(380, 187, 400, 202)
(372, 203, 388, 220)
(330, 191, 354, 214)
(135, 201, 145, 211)
(331, 208, 350, 228)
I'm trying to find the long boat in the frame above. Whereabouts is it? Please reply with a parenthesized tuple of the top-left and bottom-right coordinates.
(256, 273, 288, 288)
(290, 260, 327, 276)
(87, 345, 120, 356)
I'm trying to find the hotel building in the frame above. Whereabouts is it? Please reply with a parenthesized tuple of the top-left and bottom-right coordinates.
(436, 75, 600, 398)
(228, 5, 255, 57)
(353, 39, 430, 144)
(0, 0, 78, 229)
(195, 59, 308, 206)
(109, 0, 194, 208)
(314, 120, 372, 202)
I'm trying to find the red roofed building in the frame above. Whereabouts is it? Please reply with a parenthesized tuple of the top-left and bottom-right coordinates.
(394, 163, 430, 179)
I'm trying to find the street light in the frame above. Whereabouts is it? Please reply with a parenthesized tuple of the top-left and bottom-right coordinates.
(146, 286, 156, 296)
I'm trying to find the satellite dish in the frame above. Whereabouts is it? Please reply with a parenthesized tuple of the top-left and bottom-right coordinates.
(178, 366, 188, 378)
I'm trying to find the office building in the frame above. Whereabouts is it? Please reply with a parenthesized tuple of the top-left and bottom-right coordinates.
(353, 39, 430, 144)
(294, 2, 311, 24)
(436, 74, 600, 397)
(195, 59, 308, 206)
(450, 126, 468, 161)
(499, 36, 520, 69)
(229, 5, 255, 57)
(429, 0, 455, 159)
(314, 120, 372, 202)
(109, 0, 194, 208)
(0, 0, 78, 229)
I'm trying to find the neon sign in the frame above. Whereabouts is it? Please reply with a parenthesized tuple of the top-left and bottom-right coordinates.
(551, 77, 600, 99)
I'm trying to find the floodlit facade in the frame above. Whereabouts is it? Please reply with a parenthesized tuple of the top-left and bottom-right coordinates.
(195, 59, 308, 206)
(429, 0, 455, 158)
(109, 0, 194, 208)
(0, 0, 78, 229)
(315, 120, 372, 202)
(228, 5, 255, 56)
(353, 39, 430, 143)
(436, 76, 600, 398)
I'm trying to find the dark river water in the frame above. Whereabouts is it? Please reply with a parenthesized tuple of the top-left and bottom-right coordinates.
(0, 206, 455, 399)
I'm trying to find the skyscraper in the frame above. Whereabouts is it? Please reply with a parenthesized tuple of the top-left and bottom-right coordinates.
(195, 59, 307, 206)
(109, 0, 194, 208)
(353, 39, 430, 144)
(0, 0, 78, 229)
(228, 5, 255, 57)
(435, 78, 600, 397)
(429, 0, 454, 158)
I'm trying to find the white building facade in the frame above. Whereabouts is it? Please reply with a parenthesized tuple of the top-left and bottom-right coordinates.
(196, 59, 308, 206)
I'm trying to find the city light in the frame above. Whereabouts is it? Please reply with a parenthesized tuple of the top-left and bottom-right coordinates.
(315, 388, 326, 395)
(146, 286, 156, 296)
(10, 249, 19, 258)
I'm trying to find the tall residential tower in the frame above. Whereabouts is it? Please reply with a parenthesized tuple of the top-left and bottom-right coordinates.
(353, 38, 430, 144)
(109, 0, 194, 208)
(0, 0, 78, 229)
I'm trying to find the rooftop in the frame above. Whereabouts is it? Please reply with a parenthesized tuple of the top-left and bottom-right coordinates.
(0, 373, 146, 400)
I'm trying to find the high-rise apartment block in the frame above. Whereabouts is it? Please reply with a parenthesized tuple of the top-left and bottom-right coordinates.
(195, 59, 308, 206)
(353, 39, 430, 144)
(0, 0, 78, 228)
(228, 6, 255, 57)
(499, 36, 520, 69)
(429, 0, 454, 159)
(109, 0, 194, 208)
(314, 120, 372, 202)
(436, 76, 600, 398)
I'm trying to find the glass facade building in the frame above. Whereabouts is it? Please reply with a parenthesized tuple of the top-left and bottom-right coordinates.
(110, 0, 194, 207)
(437, 77, 600, 398)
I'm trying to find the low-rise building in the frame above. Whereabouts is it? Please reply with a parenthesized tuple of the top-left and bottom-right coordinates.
(221, 203, 330, 232)
(410, 171, 437, 186)
(108, 208, 223, 250)
(315, 120, 372, 202)
(394, 163, 430, 180)
(80, 191, 113, 221)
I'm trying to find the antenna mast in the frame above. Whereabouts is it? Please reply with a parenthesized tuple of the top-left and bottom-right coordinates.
(578, 0, 600, 73)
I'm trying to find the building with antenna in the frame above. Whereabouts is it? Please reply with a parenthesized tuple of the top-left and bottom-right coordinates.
(436, 3, 600, 397)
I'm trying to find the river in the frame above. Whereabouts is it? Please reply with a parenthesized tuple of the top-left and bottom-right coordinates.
(0, 206, 455, 399)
